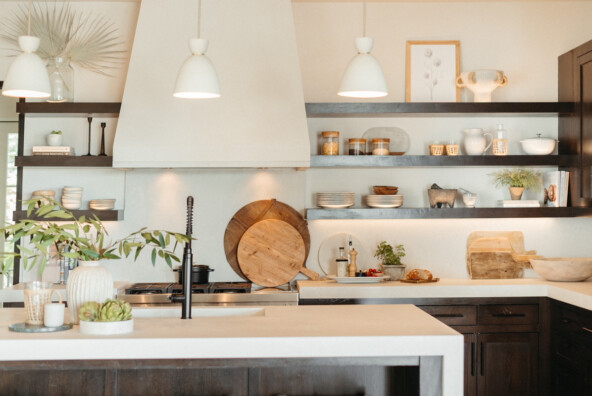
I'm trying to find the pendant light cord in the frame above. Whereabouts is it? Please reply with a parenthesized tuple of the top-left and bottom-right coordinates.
(362, 0, 366, 37)
(197, 0, 201, 39)
(27, 0, 32, 36)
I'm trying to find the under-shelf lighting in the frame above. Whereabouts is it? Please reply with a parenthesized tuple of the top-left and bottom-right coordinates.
(173, 0, 220, 99)
(338, 0, 388, 98)
(2, 0, 51, 99)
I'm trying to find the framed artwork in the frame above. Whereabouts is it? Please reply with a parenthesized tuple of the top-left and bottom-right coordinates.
(405, 40, 460, 102)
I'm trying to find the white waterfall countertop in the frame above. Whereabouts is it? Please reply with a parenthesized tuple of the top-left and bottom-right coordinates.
(297, 278, 592, 310)
(0, 304, 463, 395)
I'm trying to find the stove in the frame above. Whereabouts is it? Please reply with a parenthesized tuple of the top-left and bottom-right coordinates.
(118, 281, 298, 306)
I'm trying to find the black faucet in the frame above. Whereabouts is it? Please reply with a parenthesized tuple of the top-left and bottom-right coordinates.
(171, 196, 193, 319)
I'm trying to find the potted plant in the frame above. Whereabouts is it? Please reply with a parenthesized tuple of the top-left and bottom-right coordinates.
(374, 241, 406, 280)
(491, 168, 541, 200)
(46, 130, 63, 146)
(0, 198, 190, 323)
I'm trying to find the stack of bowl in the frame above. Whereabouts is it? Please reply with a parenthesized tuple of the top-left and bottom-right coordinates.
(61, 186, 83, 210)
(31, 190, 55, 206)
(367, 186, 403, 208)
(89, 199, 116, 211)
(317, 192, 354, 208)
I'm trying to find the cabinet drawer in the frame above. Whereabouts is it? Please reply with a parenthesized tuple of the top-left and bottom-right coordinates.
(478, 304, 539, 325)
(553, 303, 592, 337)
(417, 305, 477, 326)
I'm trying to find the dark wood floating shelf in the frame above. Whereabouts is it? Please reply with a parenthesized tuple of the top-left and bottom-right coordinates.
(15, 156, 113, 167)
(16, 102, 121, 115)
(13, 210, 124, 222)
(310, 155, 576, 167)
(305, 102, 574, 117)
(305, 207, 592, 220)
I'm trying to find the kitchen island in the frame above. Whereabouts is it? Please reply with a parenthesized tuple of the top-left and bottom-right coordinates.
(0, 304, 463, 396)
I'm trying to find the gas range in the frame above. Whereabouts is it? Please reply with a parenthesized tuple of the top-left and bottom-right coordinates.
(117, 281, 298, 306)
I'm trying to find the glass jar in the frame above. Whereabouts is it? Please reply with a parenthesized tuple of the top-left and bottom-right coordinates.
(46, 57, 74, 103)
(492, 124, 508, 156)
(372, 138, 390, 155)
(321, 131, 339, 155)
(348, 138, 366, 155)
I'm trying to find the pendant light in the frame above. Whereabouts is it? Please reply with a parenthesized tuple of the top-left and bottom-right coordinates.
(173, 0, 220, 99)
(338, 0, 387, 98)
(2, 0, 51, 99)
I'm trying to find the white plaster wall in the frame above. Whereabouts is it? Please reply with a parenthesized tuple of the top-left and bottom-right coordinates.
(6, 1, 592, 283)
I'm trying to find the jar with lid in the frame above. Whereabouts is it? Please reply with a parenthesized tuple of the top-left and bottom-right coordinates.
(348, 138, 366, 155)
(492, 124, 508, 156)
(321, 131, 340, 155)
(372, 138, 390, 155)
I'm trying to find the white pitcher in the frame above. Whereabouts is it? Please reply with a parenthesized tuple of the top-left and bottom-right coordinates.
(463, 128, 493, 155)
(455, 70, 508, 102)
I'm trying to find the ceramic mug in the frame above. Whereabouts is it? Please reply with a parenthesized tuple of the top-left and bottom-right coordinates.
(456, 70, 508, 102)
(463, 128, 493, 155)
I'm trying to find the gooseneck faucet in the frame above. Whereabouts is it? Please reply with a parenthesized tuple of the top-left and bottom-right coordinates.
(171, 196, 194, 319)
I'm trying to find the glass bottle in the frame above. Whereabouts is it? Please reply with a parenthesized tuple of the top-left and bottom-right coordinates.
(335, 247, 348, 277)
(321, 131, 339, 155)
(492, 124, 508, 156)
(47, 57, 74, 103)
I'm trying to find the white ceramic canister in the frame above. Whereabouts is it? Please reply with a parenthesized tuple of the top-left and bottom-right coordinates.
(463, 128, 493, 155)
(66, 260, 113, 324)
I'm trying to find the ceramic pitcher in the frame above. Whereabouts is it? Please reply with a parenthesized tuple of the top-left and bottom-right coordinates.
(455, 70, 508, 102)
(463, 128, 493, 155)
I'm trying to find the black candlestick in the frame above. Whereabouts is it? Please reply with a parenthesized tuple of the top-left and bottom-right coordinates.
(86, 116, 93, 156)
(99, 122, 107, 156)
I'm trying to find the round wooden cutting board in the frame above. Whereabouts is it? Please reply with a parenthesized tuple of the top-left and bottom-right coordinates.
(237, 219, 310, 287)
(224, 199, 310, 280)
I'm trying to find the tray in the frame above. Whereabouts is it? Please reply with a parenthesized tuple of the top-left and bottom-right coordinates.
(327, 275, 389, 284)
(8, 322, 73, 333)
(400, 278, 440, 284)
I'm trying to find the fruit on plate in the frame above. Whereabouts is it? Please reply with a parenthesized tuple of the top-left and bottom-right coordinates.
(406, 269, 433, 281)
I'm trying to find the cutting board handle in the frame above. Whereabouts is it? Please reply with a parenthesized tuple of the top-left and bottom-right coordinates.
(300, 266, 319, 280)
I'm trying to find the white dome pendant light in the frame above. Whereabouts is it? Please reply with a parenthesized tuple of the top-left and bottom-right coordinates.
(338, 0, 388, 98)
(2, 0, 51, 99)
(173, 0, 220, 99)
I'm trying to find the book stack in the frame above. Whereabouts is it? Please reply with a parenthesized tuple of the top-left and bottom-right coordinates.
(32, 146, 75, 156)
(499, 200, 541, 208)
(543, 171, 570, 207)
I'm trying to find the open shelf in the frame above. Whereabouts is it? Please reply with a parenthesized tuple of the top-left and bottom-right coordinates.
(13, 210, 124, 222)
(305, 102, 574, 117)
(16, 156, 113, 167)
(16, 102, 121, 116)
(310, 155, 576, 167)
(305, 207, 592, 220)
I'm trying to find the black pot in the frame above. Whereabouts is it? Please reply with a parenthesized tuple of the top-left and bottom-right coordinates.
(174, 265, 214, 285)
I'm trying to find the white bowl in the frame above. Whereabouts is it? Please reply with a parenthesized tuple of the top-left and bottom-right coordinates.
(529, 257, 592, 281)
(79, 319, 134, 335)
(62, 202, 81, 210)
(520, 135, 557, 155)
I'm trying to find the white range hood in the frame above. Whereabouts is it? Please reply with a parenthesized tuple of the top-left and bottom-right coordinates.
(113, 0, 310, 168)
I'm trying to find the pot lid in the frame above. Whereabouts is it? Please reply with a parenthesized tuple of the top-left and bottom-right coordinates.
(520, 133, 558, 142)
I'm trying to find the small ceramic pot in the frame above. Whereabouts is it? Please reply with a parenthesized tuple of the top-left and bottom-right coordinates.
(509, 187, 524, 200)
(455, 70, 508, 102)
(46, 133, 63, 146)
(381, 264, 406, 281)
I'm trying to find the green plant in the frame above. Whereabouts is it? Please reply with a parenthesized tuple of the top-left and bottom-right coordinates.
(0, 1, 125, 75)
(491, 168, 542, 191)
(79, 299, 132, 322)
(50, 130, 62, 135)
(0, 198, 191, 274)
(374, 241, 406, 266)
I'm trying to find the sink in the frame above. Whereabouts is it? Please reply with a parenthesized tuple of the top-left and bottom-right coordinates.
(132, 307, 266, 318)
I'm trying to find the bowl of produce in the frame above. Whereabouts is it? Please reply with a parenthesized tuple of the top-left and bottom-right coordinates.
(520, 134, 557, 155)
(78, 299, 133, 335)
(529, 257, 592, 282)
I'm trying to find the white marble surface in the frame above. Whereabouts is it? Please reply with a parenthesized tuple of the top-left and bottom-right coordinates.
(297, 278, 592, 310)
(0, 282, 129, 304)
(0, 304, 463, 395)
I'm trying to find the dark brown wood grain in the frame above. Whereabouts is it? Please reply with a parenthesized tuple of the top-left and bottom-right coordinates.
(15, 156, 113, 167)
(13, 210, 123, 222)
(16, 102, 121, 115)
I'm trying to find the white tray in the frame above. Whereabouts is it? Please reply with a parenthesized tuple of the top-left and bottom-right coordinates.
(327, 275, 389, 284)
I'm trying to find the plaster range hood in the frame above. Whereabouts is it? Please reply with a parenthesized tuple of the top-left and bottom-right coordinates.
(113, 0, 310, 168)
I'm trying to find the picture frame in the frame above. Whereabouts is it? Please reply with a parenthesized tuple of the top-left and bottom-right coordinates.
(405, 40, 460, 102)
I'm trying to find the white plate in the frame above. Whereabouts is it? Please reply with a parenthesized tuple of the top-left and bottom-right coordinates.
(318, 233, 373, 275)
(327, 275, 390, 283)
(362, 127, 410, 155)
(367, 202, 403, 208)
(318, 203, 354, 208)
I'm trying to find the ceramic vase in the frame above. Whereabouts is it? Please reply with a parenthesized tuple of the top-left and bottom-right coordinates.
(509, 187, 525, 200)
(47, 57, 74, 103)
(66, 260, 113, 324)
(381, 264, 406, 281)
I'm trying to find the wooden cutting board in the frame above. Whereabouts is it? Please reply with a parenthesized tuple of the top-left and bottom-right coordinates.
(237, 219, 317, 287)
(224, 199, 310, 280)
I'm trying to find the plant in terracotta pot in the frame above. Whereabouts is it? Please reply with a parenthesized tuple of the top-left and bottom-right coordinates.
(491, 168, 541, 200)
(374, 241, 406, 281)
(0, 197, 190, 323)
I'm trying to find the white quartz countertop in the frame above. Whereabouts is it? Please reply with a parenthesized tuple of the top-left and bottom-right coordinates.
(297, 278, 592, 310)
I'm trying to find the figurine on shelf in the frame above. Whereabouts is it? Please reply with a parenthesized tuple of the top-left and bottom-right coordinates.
(99, 122, 107, 156)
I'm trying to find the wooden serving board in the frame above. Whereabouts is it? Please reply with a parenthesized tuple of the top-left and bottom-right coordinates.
(237, 219, 317, 287)
(224, 199, 310, 280)
(400, 278, 440, 284)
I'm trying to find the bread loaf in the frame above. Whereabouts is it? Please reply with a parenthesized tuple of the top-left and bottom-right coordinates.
(406, 269, 433, 281)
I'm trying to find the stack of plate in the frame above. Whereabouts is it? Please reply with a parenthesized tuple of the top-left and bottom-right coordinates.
(31, 189, 55, 206)
(366, 194, 403, 208)
(61, 186, 83, 210)
(317, 192, 354, 208)
(89, 199, 116, 211)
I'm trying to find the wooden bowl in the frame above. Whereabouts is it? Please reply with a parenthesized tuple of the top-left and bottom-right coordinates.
(373, 186, 399, 195)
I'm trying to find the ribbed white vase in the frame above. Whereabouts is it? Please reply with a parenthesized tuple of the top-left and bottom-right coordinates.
(66, 261, 113, 324)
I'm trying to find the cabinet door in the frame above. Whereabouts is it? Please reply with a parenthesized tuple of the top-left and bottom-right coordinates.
(579, 50, 592, 203)
(463, 333, 477, 396)
(477, 332, 538, 396)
